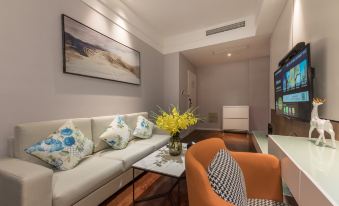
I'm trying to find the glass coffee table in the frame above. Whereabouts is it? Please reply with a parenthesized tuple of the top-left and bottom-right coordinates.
(132, 143, 187, 205)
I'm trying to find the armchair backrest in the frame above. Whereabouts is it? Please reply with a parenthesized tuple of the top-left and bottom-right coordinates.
(185, 138, 235, 206)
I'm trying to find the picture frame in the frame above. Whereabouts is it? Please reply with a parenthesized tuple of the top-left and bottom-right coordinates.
(62, 14, 141, 85)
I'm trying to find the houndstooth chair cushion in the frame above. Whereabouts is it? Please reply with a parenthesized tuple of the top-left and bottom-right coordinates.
(248, 199, 290, 206)
(208, 149, 247, 206)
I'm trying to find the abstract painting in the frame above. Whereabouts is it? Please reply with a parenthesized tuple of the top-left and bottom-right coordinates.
(62, 15, 141, 85)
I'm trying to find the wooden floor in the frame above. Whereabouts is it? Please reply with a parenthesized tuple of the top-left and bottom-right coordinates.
(100, 131, 251, 206)
(100, 131, 297, 206)
(100, 173, 188, 206)
(183, 130, 256, 152)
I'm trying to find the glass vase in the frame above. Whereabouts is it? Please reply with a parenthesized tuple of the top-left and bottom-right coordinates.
(169, 133, 182, 156)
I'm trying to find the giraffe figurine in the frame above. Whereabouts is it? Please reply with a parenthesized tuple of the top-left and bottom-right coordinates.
(309, 98, 336, 148)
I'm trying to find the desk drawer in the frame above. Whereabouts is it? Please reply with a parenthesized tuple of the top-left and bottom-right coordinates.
(268, 138, 300, 203)
(299, 172, 332, 206)
(281, 157, 300, 203)
(268, 138, 286, 160)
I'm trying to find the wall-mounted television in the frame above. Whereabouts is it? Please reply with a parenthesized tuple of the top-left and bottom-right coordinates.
(274, 44, 313, 121)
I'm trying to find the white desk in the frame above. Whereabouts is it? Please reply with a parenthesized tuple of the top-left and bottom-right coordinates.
(251, 131, 268, 154)
(269, 135, 339, 206)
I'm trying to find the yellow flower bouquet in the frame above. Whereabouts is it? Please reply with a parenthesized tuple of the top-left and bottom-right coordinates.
(152, 105, 199, 155)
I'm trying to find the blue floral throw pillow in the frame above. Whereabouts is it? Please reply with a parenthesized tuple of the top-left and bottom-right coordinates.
(25, 120, 94, 170)
(99, 116, 131, 150)
(133, 116, 154, 139)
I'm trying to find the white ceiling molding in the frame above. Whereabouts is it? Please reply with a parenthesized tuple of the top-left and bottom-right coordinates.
(81, 0, 286, 54)
(81, 0, 164, 52)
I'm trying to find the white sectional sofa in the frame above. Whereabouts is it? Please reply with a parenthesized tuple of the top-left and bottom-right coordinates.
(0, 112, 170, 206)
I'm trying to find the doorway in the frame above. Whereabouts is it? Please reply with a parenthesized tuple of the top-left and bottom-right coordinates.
(187, 70, 197, 109)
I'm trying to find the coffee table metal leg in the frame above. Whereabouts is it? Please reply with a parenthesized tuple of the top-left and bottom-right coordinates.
(132, 170, 183, 205)
(178, 177, 180, 206)
(133, 168, 135, 206)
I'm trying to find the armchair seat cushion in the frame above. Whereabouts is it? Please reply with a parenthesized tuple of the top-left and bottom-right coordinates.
(52, 156, 123, 206)
(247, 199, 290, 206)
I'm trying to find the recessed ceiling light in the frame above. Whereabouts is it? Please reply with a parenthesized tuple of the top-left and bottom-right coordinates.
(227, 53, 232, 57)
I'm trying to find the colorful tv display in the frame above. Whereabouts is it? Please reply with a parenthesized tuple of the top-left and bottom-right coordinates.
(274, 44, 313, 121)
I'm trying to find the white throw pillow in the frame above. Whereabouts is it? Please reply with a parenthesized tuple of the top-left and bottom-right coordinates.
(99, 115, 131, 149)
(133, 116, 154, 139)
(25, 120, 94, 170)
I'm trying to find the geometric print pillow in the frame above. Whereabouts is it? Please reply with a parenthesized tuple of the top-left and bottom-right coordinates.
(99, 115, 131, 150)
(208, 149, 247, 206)
(132, 116, 154, 139)
(247, 199, 290, 206)
(25, 120, 94, 171)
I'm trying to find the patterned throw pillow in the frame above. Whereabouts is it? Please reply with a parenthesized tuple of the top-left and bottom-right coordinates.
(133, 116, 154, 139)
(247, 199, 290, 206)
(208, 149, 247, 206)
(99, 115, 131, 150)
(25, 120, 94, 170)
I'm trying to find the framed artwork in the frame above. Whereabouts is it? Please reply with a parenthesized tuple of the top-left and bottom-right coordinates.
(62, 14, 141, 85)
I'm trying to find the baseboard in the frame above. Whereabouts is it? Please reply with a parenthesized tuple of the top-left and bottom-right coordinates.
(194, 127, 222, 131)
(223, 129, 249, 134)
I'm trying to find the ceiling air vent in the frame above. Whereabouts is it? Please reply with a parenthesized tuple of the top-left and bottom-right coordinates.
(206, 21, 245, 36)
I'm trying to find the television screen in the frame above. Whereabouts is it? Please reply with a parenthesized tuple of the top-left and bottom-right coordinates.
(274, 44, 313, 121)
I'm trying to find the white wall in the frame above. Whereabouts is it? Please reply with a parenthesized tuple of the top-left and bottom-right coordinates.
(163, 53, 197, 112)
(163, 53, 180, 108)
(270, 0, 339, 120)
(178, 54, 197, 136)
(196, 57, 270, 131)
(249, 58, 270, 132)
(179, 54, 197, 112)
(162, 53, 198, 137)
(0, 0, 165, 157)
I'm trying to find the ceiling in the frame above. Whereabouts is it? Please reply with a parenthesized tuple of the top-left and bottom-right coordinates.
(117, 0, 261, 37)
(181, 35, 270, 67)
(82, 0, 287, 54)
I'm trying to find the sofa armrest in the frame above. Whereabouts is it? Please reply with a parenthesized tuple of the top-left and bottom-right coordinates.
(0, 158, 53, 206)
(231, 152, 283, 202)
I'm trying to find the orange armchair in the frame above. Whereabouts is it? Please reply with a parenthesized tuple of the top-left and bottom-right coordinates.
(185, 138, 283, 206)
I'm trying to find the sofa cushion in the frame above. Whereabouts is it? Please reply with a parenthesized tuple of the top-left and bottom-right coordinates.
(99, 116, 131, 150)
(133, 116, 154, 139)
(208, 149, 247, 206)
(15, 118, 92, 167)
(96, 142, 154, 170)
(124, 112, 148, 132)
(52, 156, 123, 206)
(91, 115, 116, 153)
(133, 134, 170, 151)
(25, 120, 94, 170)
(91, 112, 148, 153)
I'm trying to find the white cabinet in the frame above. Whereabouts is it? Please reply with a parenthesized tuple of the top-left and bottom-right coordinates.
(268, 136, 337, 206)
(222, 106, 249, 131)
